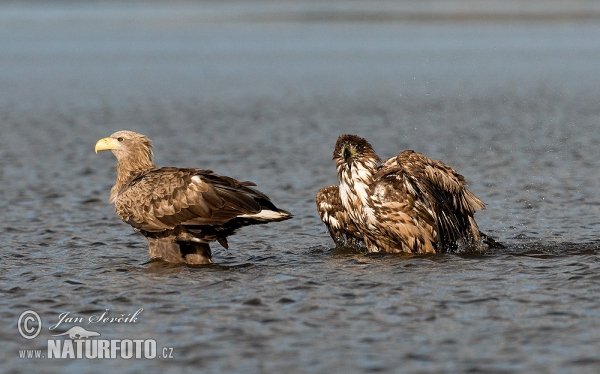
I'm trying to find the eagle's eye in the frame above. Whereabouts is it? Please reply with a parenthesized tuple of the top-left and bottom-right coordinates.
(117, 137, 124, 142)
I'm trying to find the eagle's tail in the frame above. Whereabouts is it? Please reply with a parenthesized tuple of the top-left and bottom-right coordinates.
(237, 209, 292, 222)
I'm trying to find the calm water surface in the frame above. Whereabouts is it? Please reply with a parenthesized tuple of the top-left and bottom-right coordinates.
(2, 2, 600, 373)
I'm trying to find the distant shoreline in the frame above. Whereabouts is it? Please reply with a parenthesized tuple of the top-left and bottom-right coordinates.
(2, 0, 600, 23)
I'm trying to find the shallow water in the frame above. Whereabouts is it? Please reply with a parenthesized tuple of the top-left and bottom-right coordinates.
(2, 2, 600, 373)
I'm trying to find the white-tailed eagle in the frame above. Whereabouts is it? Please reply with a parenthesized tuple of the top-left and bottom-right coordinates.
(317, 134, 500, 253)
(95, 130, 292, 264)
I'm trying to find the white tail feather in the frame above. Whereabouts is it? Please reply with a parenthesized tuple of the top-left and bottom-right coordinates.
(238, 210, 289, 221)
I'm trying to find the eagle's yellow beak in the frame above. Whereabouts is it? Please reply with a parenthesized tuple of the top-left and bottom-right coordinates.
(95, 137, 121, 154)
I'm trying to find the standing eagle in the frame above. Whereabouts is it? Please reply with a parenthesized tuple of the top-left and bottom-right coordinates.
(317, 134, 497, 253)
(95, 130, 292, 264)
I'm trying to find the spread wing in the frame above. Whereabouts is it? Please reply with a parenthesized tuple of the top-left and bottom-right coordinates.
(316, 186, 363, 246)
(114, 167, 287, 232)
(372, 150, 485, 251)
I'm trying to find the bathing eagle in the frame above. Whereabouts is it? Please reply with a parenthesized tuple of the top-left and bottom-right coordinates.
(316, 134, 498, 253)
(95, 130, 292, 264)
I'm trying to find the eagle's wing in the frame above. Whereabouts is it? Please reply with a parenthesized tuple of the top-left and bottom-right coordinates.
(115, 167, 289, 232)
(316, 186, 363, 246)
(367, 168, 440, 253)
(374, 150, 484, 249)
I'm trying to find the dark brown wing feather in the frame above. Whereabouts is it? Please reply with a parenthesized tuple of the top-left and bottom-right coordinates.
(115, 167, 287, 233)
(375, 150, 484, 250)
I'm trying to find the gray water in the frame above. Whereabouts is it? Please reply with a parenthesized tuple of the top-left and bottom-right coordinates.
(2, 2, 600, 373)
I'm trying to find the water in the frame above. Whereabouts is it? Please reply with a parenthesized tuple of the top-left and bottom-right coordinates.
(2, 2, 600, 373)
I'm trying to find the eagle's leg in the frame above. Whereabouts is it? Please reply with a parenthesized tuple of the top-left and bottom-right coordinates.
(178, 241, 212, 265)
(146, 237, 212, 264)
(147, 237, 185, 263)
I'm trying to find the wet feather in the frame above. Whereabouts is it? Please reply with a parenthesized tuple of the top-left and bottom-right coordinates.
(316, 134, 497, 253)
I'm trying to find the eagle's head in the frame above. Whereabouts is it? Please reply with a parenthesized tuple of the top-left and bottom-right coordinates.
(333, 134, 381, 173)
(95, 130, 154, 168)
(95, 131, 155, 199)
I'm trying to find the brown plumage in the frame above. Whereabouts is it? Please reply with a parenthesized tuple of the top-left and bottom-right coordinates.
(95, 130, 292, 264)
(317, 134, 498, 253)
(316, 186, 364, 247)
